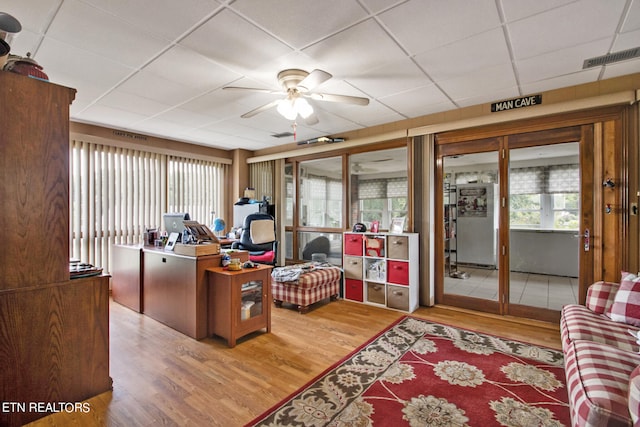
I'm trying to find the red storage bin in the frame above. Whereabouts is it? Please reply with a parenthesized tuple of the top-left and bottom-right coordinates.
(344, 279, 364, 302)
(387, 260, 409, 285)
(344, 233, 364, 256)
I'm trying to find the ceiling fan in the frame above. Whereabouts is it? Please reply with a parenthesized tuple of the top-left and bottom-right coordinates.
(223, 69, 369, 125)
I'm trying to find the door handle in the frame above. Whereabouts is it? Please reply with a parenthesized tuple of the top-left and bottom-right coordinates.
(574, 229, 590, 251)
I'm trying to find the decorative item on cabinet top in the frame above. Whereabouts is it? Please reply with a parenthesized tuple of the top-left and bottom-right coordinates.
(342, 232, 419, 313)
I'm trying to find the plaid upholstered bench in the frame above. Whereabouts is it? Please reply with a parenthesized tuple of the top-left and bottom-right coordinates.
(271, 263, 341, 314)
(561, 280, 640, 426)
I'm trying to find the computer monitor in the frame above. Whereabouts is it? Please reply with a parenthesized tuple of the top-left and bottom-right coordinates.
(163, 213, 190, 235)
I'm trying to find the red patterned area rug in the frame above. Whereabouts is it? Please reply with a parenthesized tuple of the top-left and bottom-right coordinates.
(247, 316, 570, 427)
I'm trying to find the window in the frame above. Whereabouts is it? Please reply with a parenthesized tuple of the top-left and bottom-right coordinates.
(350, 148, 408, 231)
(357, 178, 408, 229)
(70, 140, 228, 274)
(299, 157, 342, 228)
(509, 163, 579, 230)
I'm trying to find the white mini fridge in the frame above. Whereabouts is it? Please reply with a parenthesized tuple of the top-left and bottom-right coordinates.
(456, 183, 499, 268)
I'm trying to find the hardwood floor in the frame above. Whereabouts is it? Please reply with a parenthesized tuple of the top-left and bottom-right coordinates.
(27, 298, 561, 427)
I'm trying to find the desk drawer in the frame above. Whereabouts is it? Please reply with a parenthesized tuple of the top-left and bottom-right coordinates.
(387, 260, 409, 285)
(344, 256, 363, 279)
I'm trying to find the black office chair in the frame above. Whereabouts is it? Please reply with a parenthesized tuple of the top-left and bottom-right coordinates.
(231, 213, 278, 265)
(301, 236, 331, 261)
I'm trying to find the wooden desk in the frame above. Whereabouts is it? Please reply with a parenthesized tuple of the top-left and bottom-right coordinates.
(111, 245, 248, 339)
(207, 265, 272, 347)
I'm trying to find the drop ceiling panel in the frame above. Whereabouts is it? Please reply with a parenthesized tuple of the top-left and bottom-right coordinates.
(517, 38, 613, 84)
(302, 19, 406, 76)
(380, 84, 455, 117)
(414, 28, 511, 82)
(377, 0, 501, 55)
(45, 0, 170, 67)
(81, 0, 222, 41)
(347, 58, 433, 98)
(508, 0, 627, 60)
(178, 8, 292, 73)
(231, 0, 368, 49)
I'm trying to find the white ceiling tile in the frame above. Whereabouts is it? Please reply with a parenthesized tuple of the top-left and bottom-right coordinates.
(74, 104, 149, 128)
(117, 70, 203, 105)
(415, 28, 511, 82)
(302, 19, 406, 76)
(45, 0, 170, 67)
(613, 28, 640, 51)
(142, 45, 242, 92)
(500, 0, 575, 22)
(98, 91, 171, 117)
(34, 37, 134, 86)
(179, 8, 292, 74)
(359, 0, 407, 14)
(380, 85, 455, 117)
(347, 58, 432, 98)
(516, 38, 612, 84)
(438, 63, 518, 101)
(80, 0, 222, 41)
(455, 87, 521, 108)
(520, 68, 602, 95)
(0, 0, 61, 34)
(377, 0, 501, 55)
(601, 58, 640, 79)
(622, 0, 640, 33)
(508, 0, 627, 60)
(230, 0, 368, 48)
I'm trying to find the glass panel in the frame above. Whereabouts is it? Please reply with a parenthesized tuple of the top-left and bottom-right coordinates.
(297, 231, 342, 266)
(299, 157, 342, 228)
(509, 142, 580, 310)
(443, 152, 499, 301)
(284, 164, 293, 227)
(241, 280, 263, 320)
(350, 148, 408, 231)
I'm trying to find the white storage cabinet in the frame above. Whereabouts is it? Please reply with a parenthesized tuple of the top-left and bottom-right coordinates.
(343, 232, 419, 312)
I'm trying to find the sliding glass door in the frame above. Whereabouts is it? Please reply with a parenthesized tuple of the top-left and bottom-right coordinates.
(436, 127, 591, 322)
(437, 138, 502, 314)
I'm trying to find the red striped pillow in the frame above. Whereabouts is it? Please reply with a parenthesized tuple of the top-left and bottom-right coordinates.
(610, 272, 640, 326)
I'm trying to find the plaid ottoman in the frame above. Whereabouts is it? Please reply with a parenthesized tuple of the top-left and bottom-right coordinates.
(565, 339, 640, 427)
(272, 267, 341, 313)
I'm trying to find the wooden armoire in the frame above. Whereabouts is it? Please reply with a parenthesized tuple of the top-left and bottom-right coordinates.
(0, 71, 111, 426)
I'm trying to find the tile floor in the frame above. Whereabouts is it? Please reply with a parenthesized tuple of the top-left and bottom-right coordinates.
(444, 266, 579, 310)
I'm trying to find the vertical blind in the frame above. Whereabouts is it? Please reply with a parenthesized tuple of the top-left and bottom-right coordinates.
(249, 161, 275, 202)
(70, 140, 228, 274)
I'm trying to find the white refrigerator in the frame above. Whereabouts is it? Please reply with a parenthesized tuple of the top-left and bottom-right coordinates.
(455, 183, 499, 268)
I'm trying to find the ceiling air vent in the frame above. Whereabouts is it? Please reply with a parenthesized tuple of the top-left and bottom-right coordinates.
(583, 47, 640, 69)
(271, 132, 294, 138)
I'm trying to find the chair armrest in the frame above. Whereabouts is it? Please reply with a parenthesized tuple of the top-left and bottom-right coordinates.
(585, 281, 620, 314)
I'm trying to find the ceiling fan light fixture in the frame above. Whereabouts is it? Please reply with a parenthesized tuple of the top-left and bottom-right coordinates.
(277, 97, 313, 121)
(296, 97, 313, 119)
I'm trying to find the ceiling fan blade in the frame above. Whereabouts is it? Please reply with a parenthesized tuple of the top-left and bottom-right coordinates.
(297, 69, 332, 92)
(223, 86, 285, 95)
(308, 92, 369, 106)
(241, 99, 281, 118)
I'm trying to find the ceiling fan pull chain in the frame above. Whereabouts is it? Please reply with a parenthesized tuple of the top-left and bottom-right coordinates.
(292, 122, 297, 141)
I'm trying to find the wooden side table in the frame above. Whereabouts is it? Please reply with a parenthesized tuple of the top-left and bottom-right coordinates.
(207, 265, 273, 347)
